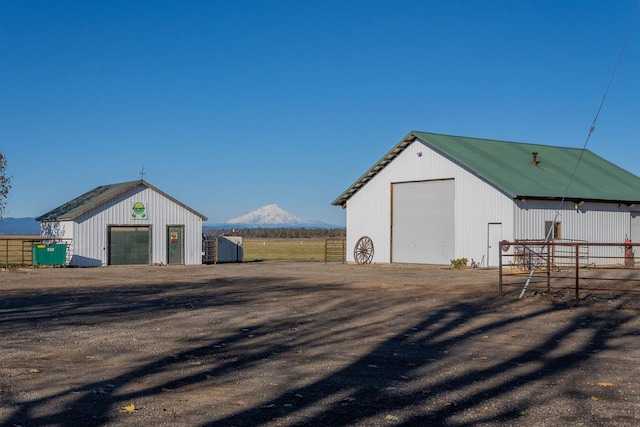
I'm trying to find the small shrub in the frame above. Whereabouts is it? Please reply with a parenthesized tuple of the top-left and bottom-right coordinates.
(450, 258, 468, 269)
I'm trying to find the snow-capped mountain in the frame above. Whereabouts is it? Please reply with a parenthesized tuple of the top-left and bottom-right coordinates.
(226, 204, 312, 226)
(200, 204, 341, 229)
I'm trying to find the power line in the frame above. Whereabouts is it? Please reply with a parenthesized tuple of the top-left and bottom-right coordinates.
(519, 2, 640, 299)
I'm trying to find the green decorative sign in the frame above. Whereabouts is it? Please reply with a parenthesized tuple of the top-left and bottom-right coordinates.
(132, 202, 147, 219)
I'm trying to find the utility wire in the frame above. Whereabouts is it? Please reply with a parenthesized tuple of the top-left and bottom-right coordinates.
(519, 2, 640, 299)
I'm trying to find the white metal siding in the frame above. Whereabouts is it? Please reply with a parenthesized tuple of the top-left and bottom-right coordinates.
(40, 220, 75, 265)
(345, 140, 515, 264)
(514, 200, 630, 242)
(514, 200, 632, 265)
(631, 212, 640, 243)
(40, 220, 73, 240)
(392, 180, 454, 264)
(70, 186, 203, 266)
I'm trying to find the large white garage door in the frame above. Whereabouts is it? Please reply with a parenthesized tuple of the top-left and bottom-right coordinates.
(392, 179, 455, 264)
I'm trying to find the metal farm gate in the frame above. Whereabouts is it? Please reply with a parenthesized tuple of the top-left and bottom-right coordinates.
(324, 237, 346, 263)
(499, 240, 640, 301)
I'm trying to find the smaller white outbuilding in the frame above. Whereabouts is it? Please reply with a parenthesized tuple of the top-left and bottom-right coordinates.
(36, 180, 207, 266)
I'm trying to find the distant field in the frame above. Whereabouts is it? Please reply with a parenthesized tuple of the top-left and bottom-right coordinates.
(1, 237, 339, 266)
(242, 238, 327, 261)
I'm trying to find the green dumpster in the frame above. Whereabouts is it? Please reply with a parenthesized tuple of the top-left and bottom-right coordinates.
(32, 243, 67, 266)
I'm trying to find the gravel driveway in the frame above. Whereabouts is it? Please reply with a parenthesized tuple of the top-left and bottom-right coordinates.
(1, 261, 639, 426)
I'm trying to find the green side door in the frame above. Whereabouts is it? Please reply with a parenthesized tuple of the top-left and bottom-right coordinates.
(109, 226, 151, 265)
(167, 226, 184, 265)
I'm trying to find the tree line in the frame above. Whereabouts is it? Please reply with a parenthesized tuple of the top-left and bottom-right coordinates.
(0, 153, 10, 219)
(204, 227, 346, 239)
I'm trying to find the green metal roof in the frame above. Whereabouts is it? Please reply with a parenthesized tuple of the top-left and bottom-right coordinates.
(37, 180, 207, 221)
(332, 131, 640, 206)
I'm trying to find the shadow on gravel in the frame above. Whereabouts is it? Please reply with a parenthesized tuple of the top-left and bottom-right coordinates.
(206, 303, 635, 426)
(0, 274, 637, 426)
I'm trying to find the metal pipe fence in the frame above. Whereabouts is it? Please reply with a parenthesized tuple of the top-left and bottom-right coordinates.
(202, 238, 218, 264)
(324, 237, 346, 263)
(1, 237, 39, 268)
(0, 237, 73, 268)
(499, 240, 640, 301)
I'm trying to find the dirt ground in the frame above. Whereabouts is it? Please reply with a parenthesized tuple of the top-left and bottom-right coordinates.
(1, 261, 640, 427)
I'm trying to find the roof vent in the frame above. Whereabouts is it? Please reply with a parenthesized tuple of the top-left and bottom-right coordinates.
(531, 152, 539, 166)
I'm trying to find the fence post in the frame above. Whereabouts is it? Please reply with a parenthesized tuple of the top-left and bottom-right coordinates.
(547, 241, 551, 292)
(342, 237, 346, 263)
(498, 245, 503, 296)
(324, 239, 327, 264)
(575, 244, 580, 302)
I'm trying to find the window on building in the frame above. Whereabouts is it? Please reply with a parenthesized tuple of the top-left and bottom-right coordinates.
(544, 221, 561, 240)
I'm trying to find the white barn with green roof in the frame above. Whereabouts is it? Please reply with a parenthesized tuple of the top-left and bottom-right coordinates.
(333, 131, 640, 266)
(36, 180, 207, 267)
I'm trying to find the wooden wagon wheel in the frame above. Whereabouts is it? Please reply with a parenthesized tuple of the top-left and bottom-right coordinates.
(354, 236, 374, 264)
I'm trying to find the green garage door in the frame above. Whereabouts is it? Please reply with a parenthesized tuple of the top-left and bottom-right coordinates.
(109, 226, 151, 265)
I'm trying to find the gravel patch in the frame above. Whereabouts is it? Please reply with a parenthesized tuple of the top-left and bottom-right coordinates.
(1, 262, 639, 426)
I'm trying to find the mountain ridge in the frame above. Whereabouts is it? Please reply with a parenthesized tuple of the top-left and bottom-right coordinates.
(0, 217, 40, 235)
(0, 205, 344, 234)
(207, 204, 343, 229)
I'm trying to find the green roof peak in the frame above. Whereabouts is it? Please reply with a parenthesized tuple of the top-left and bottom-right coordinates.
(333, 131, 640, 206)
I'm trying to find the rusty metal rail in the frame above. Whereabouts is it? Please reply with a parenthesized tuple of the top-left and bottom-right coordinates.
(1, 237, 74, 268)
(202, 238, 218, 264)
(0, 237, 40, 268)
(499, 241, 640, 301)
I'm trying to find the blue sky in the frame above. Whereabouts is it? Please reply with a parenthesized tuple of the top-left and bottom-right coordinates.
(2, 1, 639, 225)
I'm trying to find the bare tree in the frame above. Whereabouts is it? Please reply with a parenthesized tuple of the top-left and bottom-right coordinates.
(0, 153, 11, 219)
